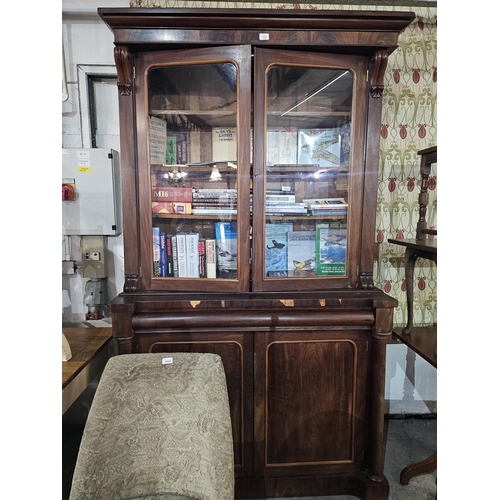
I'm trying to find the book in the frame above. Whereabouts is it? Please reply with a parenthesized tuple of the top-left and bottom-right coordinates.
(192, 208, 237, 216)
(166, 235, 174, 277)
(192, 188, 237, 199)
(267, 126, 297, 165)
(297, 128, 340, 167)
(212, 127, 237, 162)
(149, 116, 167, 165)
(287, 230, 316, 276)
(315, 222, 347, 276)
(304, 197, 348, 216)
(205, 239, 217, 278)
(198, 240, 207, 278)
(167, 131, 189, 165)
(171, 235, 179, 277)
(303, 197, 348, 207)
(265, 223, 293, 275)
(151, 186, 193, 203)
(186, 232, 200, 278)
(152, 202, 192, 215)
(266, 194, 296, 203)
(310, 209, 347, 217)
(215, 221, 237, 278)
(264, 204, 308, 214)
(166, 135, 176, 164)
(159, 231, 167, 277)
(176, 233, 188, 278)
(152, 226, 161, 277)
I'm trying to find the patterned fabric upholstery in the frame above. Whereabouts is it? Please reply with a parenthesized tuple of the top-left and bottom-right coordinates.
(69, 353, 234, 500)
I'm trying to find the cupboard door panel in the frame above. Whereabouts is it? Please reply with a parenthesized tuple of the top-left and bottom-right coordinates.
(255, 330, 368, 476)
(139, 332, 253, 477)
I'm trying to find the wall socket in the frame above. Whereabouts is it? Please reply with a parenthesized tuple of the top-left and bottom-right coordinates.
(81, 236, 107, 278)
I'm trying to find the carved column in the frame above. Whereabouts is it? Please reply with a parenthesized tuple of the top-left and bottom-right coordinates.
(111, 301, 136, 354)
(367, 304, 393, 483)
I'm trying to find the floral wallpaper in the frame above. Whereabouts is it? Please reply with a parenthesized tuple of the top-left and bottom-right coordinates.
(130, 1, 438, 327)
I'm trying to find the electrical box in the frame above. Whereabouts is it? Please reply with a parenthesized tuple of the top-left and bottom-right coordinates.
(62, 148, 122, 235)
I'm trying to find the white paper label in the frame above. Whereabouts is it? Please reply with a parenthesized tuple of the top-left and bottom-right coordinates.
(259, 33, 270, 40)
(162, 357, 173, 365)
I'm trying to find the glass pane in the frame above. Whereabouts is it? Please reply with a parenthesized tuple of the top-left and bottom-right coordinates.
(264, 66, 352, 279)
(148, 63, 238, 279)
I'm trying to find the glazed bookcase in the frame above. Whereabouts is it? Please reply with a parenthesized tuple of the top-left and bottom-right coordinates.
(99, 8, 414, 499)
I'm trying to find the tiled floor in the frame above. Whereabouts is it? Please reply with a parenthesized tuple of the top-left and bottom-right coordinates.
(63, 382, 436, 500)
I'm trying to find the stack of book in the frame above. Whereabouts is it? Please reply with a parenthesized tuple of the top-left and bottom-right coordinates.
(251, 191, 307, 215)
(192, 188, 237, 216)
(304, 197, 348, 216)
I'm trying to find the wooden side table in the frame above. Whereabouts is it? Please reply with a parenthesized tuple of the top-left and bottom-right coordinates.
(62, 327, 113, 414)
(387, 146, 437, 485)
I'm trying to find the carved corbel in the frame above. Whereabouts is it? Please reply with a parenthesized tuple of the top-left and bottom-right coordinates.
(370, 50, 389, 98)
(114, 46, 132, 96)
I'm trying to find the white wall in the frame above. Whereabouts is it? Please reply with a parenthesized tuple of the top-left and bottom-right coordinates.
(61, 0, 436, 413)
(62, 1, 126, 324)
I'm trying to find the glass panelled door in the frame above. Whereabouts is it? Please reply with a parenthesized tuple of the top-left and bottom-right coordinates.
(135, 46, 252, 291)
(253, 49, 367, 291)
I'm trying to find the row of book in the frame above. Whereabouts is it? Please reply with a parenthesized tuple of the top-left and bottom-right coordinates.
(150, 117, 351, 167)
(151, 186, 348, 217)
(265, 221, 347, 277)
(152, 222, 237, 278)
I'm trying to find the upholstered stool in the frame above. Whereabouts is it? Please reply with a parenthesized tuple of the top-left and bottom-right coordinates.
(69, 352, 234, 500)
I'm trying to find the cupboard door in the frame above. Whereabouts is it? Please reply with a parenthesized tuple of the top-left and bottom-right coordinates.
(135, 45, 252, 292)
(140, 331, 254, 477)
(254, 330, 368, 477)
(252, 49, 368, 292)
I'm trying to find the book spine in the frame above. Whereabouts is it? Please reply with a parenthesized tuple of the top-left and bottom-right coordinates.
(186, 232, 200, 278)
(176, 233, 187, 278)
(152, 227, 161, 277)
(151, 186, 193, 203)
(171, 235, 179, 277)
(166, 235, 173, 277)
(205, 239, 217, 278)
(192, 209, 237, 215)
(266, 194, 296, 203)
(192, 191, 237, 200)
(198, 240, 206, 278)
(159, 232, 167, 277)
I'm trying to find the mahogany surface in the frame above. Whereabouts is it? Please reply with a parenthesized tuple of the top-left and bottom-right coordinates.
(393, 325, 437, 369)
(62, 327, 112, 389)
(100, 8, 415, 499)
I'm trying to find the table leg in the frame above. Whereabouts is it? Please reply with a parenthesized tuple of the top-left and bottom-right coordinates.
(400, 450, 437, 485)
(402, 247, 418, 334)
